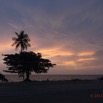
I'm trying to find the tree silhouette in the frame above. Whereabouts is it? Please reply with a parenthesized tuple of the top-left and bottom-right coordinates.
(12, 30, 31, 52)
(3, 51, 55, 81)
(3, 31, 56, 81)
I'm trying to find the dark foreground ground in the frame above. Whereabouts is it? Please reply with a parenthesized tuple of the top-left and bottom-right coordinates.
(0, 80, 103, 103)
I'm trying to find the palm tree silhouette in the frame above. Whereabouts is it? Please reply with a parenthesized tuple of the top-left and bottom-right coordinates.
(12, 30, 31, 52)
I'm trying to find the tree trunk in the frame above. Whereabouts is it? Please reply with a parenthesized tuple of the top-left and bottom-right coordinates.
(25, 71, 30, 81)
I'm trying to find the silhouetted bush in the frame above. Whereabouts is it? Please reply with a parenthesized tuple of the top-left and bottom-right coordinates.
(97, 77, 103, 80)
(0, 73, 8, 82)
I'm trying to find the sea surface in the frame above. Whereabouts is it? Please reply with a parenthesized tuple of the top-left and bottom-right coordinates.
(5, 75, 103, 82)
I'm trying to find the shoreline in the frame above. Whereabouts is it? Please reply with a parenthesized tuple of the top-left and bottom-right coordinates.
(4, 74, 103, 82)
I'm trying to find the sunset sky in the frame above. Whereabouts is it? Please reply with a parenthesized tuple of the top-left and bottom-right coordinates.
(0, 0, 103, 74)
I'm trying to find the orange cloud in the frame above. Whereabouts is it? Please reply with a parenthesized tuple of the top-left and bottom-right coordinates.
(77, 51, 95, 56)
(77, 58, 96, 62)
(64, 61, 76, 66)
(58, 61, 77, 66)
(35, 48, 97, 67)
(35, 48, 74, 58)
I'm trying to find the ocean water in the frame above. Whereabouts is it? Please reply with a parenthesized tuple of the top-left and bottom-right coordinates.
(5, 75, 103, 82)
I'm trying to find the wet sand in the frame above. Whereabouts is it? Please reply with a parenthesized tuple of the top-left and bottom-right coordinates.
(0, 80, 103, 103)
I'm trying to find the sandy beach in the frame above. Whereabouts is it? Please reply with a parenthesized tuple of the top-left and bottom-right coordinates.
(0, 80, 103, 103)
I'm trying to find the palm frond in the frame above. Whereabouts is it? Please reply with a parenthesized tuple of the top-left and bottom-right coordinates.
(15, 43, 20, 50)
(12, 30, 31, 52)
(15, 32, 19, 36)
(12, 37, 17, 41)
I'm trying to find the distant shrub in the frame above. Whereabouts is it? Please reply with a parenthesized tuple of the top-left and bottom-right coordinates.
(0, 73, 8, 82)
(97, 77, 103, 80)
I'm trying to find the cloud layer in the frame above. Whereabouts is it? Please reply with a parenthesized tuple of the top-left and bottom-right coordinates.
(0, 0, 103, 74)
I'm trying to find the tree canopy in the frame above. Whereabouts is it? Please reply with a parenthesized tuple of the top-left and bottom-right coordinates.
(3, 51, 55, 81)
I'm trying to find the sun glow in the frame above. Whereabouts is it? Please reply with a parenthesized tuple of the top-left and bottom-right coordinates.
(35, 48, 97, 67)
(0, 42, 13, 52)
